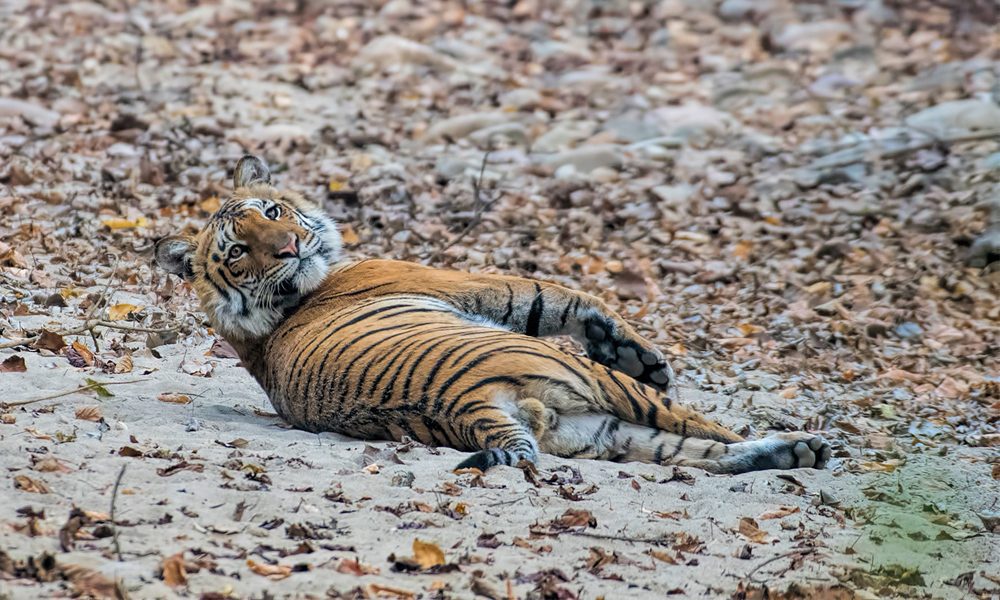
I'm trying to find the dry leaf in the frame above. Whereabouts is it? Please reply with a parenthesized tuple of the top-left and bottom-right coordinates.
(759, 506, 800, 520)
(74, 406, 102, 422)
(161, 552, 187, 587)
(340, 225, 360, 245)
(738, 517, 768, 543)
(1, 354, 27, 373)
(412, 539, 445, 569)
(69, 341, 95, 367)
(365, 584, 415, 600)
(14, 474, 51, 494)
(33, 330, 66, 352)
(102, 217, 148, 229)
(113, 355, 134, 374)
(1, 413, 15, 424)
(646, 549, 678, 564)
(336, 558, 380, 576)
(246, 559, 292, 580)
(32, 457, 73, 473)
(107, 303, 141, 321)
(157, 392, 192, 404)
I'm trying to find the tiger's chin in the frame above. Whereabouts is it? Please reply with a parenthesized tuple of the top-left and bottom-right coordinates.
(211, 249, 337, 342)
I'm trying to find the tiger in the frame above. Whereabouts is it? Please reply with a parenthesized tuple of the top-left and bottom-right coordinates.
(154, 155, 831, 473)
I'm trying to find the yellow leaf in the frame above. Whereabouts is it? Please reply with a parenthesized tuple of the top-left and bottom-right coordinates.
(59, 287, 82, 299)
(14, 474, 51, 494)
(732, 240, 753, 260)
(102, 217, 148, 230)
(157, 393, 192, 405)
(412, 539, 445, 569)
(74, 406, 102, 422)
(107, 303, 141, 321)
(328, 179, 347, 192)
(246, 559, 292, 580)
(71, 341, 95, 366)
(646, 548, 678, 564)
(340, 225, 360, 245)
(759, 506, 800, 520)
(738, 517, 768, 543)
(859, 461, 899, 473)
(736, 323, 765, 336)
(161, 553, 187, 587)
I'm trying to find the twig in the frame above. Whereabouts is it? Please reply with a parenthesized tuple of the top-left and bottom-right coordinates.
(110, 464, 127, 562)
(0, 320, 178, 350)
(810, 129, 1000, 171)
(745, 548, 816, 582)
(429, 151, 502, 261)
(1, 378, 150, 409)
(563, 530, 669, 545)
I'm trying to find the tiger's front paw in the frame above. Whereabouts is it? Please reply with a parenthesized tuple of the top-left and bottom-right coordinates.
(584, 319, 674, 391)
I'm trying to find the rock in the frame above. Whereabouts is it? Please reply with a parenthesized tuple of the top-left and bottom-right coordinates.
(557, 67, 627, 92)
(499, 88, 541, 110)
(603, 113, 665, 143)
(352, 35, 455, 72)
(772, 21, 854, 53)
(423, 112, 508, 142)
(979, 152, 1000, 171)
(543, 145, 623, 173)
(894, 321, 924, 339)
(468, 122, 528, 148)
(968, 228, 1000, 268)
(905, 99, 1000, 137)
(647, 104, 736, 142)
(0, 97, 60, 127)
(532, 121, 597, 152)
(651, 184, 695, 207)
(718, 0, 776, 20)
(391, 470, 415, 488)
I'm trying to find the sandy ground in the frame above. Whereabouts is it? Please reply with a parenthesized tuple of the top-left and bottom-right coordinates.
(1, 341, 996, 599)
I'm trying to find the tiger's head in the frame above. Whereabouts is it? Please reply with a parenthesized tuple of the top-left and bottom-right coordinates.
(155, 155, 342, 341)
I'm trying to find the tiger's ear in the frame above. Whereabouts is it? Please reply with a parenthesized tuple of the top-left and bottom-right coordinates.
(234, 154, 271, 188)
(155, 235, 197, 280)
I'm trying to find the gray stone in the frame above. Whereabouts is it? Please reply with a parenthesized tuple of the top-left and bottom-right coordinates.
(353, 35, 456, 72)
(532, 121, 597, 152)
(647, 104, 735, 142)
(0, 97, 60, 127)
(772, 21, 854, 53)
(543, 144, 623, 173)
(423, 112, 508, 142)
(499, 88, 541, 110)
(905, 99, 1000, 137)
(651, 184, 695, 207)
(468, 122, 528, 148)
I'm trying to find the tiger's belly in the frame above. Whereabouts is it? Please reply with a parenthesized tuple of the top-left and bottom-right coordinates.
(258, 294, 593, 444)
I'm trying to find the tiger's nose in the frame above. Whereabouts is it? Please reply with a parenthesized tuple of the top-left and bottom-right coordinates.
(275, 233, 299, 259)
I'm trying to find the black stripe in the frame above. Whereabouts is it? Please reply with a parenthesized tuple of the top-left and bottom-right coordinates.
(558, 297, 573, 328)
(525, 283, 543, 336)
(444, 375, 522, 414)
(501, 283, 514, 324)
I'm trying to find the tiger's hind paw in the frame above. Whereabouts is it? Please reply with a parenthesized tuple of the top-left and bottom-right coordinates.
(583, 319, 674, 391)
(732, 432, 831, 472)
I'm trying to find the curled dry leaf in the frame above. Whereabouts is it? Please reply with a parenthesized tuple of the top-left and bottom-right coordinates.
(14, 475, 51, 494)
(157, 392, 192, 404)
(412, 539, 446, 569)
(1, 414, 15, 424)
(161, 552, 187, 587)
(74, 406, 102, 422)
(365, 584, 416, 600)
(69, 342, 95, 367)
(33, 330, 66, 352)
(738, 517, 768, 543)
(246, 559, 293, 580)
(113, 355, 133, 374)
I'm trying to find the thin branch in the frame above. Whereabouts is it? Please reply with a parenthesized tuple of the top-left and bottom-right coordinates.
(110, 464, 127, 562)
(745, 548, 816, 582)
(563, 530, 670, 545)
(429, 152, 502, 261)
(810, 129, 1000, 171)
(1, 379, 150, 410)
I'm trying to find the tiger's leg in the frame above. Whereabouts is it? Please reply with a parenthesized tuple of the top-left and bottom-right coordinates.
(447, 404, 541, 471)
(445, 276, 676, 392)
(539, 414, 830, 473)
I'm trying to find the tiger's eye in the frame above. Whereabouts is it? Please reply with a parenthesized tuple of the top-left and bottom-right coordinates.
(229, 246, 245, 259)
(265, 205, 281, 220)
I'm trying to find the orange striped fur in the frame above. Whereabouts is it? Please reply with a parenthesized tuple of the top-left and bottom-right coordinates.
(155, 156, 830, 473)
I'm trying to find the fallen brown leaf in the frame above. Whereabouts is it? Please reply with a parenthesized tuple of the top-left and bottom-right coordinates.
(1, 355, 27, 373)
(738, 517, 768, 543)
(14, 475, 51, 494)
(157, 392, 192, 404)
(413, 538, 445, 569)
(246, 559, 292, 580)
(759, 506, 800, 520)
(74, 405, 102, 422)
(161, 552, 187, 587)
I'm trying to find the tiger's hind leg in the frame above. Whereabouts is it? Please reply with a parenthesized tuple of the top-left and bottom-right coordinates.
(448, 403, 541, 471)
(538, 414, 830, 473)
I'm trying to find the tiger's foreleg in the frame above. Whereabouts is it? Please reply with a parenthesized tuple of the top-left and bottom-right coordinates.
(449, 276, 676, 392)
